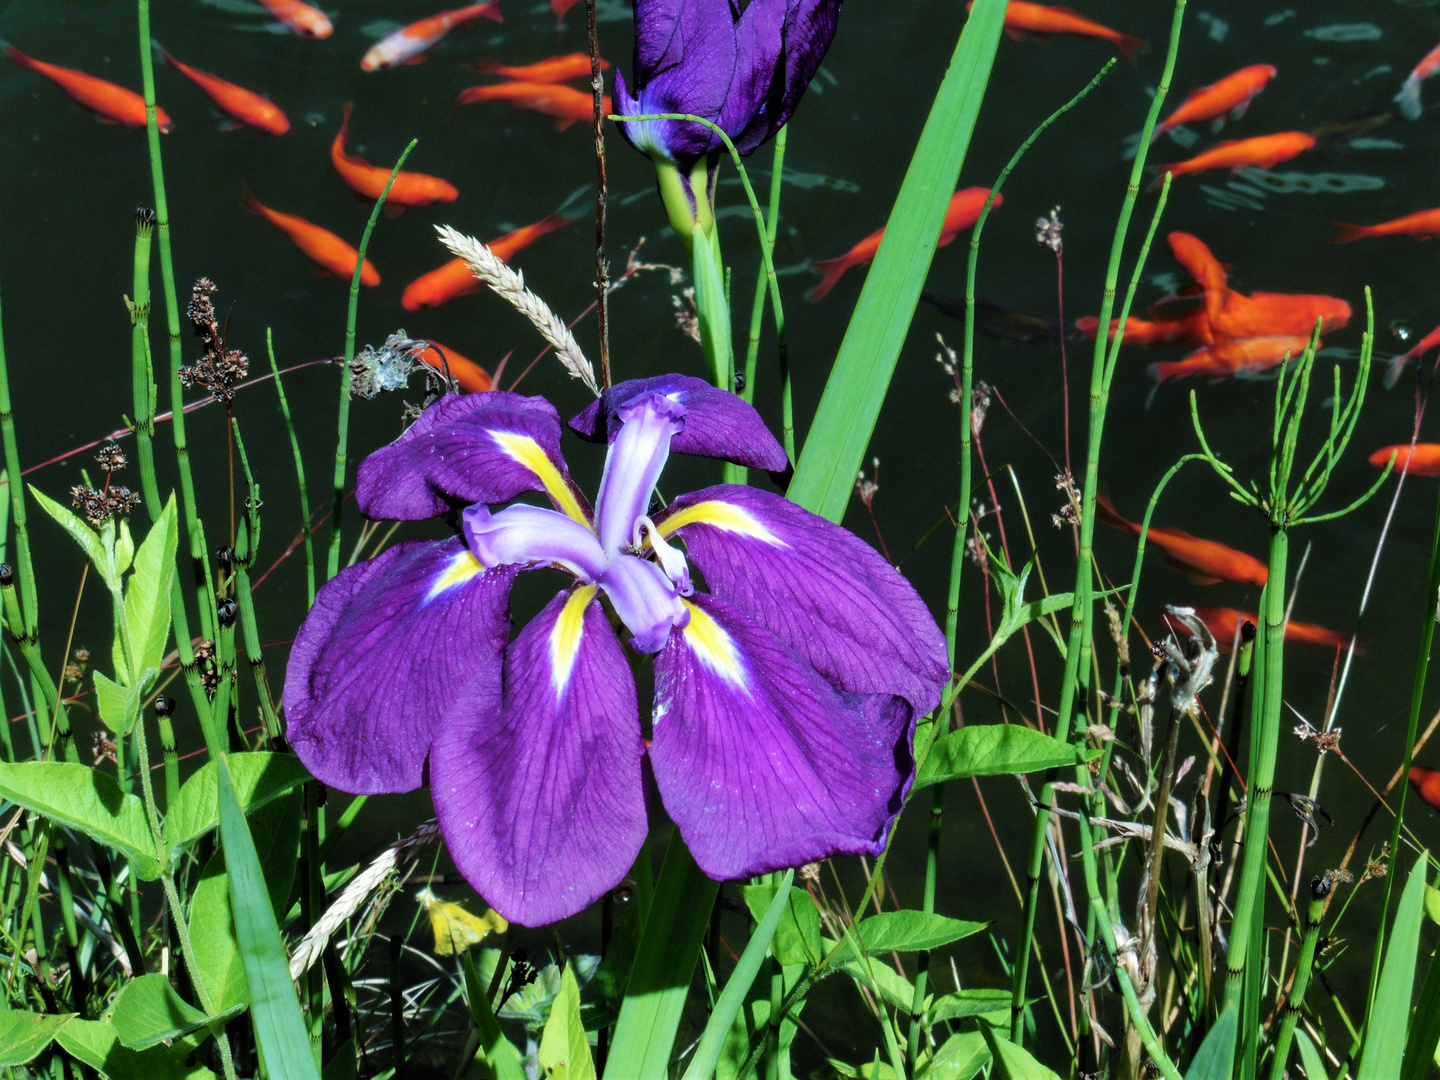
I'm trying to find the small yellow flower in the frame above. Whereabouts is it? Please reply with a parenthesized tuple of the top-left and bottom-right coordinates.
(416, 887, 507, 955)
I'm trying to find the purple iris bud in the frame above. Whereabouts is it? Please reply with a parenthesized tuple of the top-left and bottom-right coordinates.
(284, 378, 947, 927)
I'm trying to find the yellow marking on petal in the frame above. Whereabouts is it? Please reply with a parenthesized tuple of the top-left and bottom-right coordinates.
(680, 601, 750, 692)
(490, 431, 589, 525)
(417, 887, 507, 955)
(657, 500, 786, 545)
(550, 585, 598, 696)
(426, 549, 485, 602)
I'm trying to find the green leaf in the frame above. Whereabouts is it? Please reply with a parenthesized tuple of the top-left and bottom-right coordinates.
(461, 951, 527, 1080)
(163, 751, 311, 859)
(857, 912, 986, 954)
(189, 792, 302, 1013)
(1296, 1030, 1329, 1080)
(836, 944, 921, 1014)
(1426, 884, 1440, 926)
(323, 1039, 359, 1080)
(683, 871, 796, 1080)
(0, 761, 161, 878)
(785, 0, 1005, 521)
(605, 834, 719, 1080)
(1184, 1005, 1236, 1080)
(828, 1058, 899, 1080)
(980, 1027, 1062, 1080)
(54, 1017, 215, 1080)
(115, 518, 136, 577)
(216, 754, 320, 1080)
(123, 494, 177, 681)
(1403, 882, 1440, 1078)
(94, 670, 150, 736)
(111, 974, 244, 1050)
(1358, 851, 1429, 1080)
(29, 484, 119, 590)
(691, 230, 732, 389)
(539, 963, 596, 1080)
(928, 988, 1011, 1027)
(0, 1009, 74, 1066)
(918, 725, 1094, 788)
(923, 1030, 990, 1079)
(741, 879, 820, 968)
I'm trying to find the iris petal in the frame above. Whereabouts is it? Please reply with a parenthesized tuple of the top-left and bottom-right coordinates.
(598, 553, 688, 653)
(463, 503, 606, 581)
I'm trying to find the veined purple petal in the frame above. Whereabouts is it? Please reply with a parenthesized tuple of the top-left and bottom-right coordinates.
(599, 554, 689, 653)
(432, 586, 648, 926)
(285, 538, 514, 794)
(649, 594, 912, 881)
(716, 0, 785, 147)
(594, 392, 686, 554)
(357, 392, 590, 525)
(659, 485, 949, 713)
(735, 0, 843, 154)
(570, 375, 788, 472)
(463, 503, 606, 582)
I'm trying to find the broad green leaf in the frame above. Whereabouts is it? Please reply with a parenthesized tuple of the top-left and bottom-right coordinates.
(857, 911, 986, 954)
(54, 1017, 215, 1080)
(742, 879, 820, 967)
(980, 1028, 1062, 1080)
(0, 761, 160, 878)
(586, 897, 642, 1030)
(605, 834, 719, 1080)
(0, 1009, 74, 1065)
(1403, 883, 1440, 1078)
(94, 670, 150, 736)
(539, 963, 597, 1080)
(461, 951, 527, 1080)
(1426, 884, 1440, 926)
(828, 1058, 898, 1080)
(835, 944, 922, 1014)
(918, 726, 1095, 788)
(1358, 851, 1429, 1080)
(1296, 1030, 1329, 1080)
(111, 973, 243, 1050)
(216, 755, 320, 1080)
(29, 484, 119, 590)
(923, 1030, 989, 1080)
(162, 751, 311, 858)
(323, 1039, 359, 1080)
(928, 988, 1011, 1027)
(683, 871, 796, 1080)
(691, 229, 732, 388)
(123, 495, 177, 680)
(189, 793, 302, 1012)
(1185, 1005, 1236, 1080)
(786, 0, 1005, 521)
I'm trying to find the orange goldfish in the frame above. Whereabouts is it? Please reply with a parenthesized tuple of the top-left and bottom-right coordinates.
(1155, 64, 1277, 138)
(1187, 607, 1354, 653)
(1213, 291, 1350, 340)
(1409, 766, 1440, 810)
(241, 190, 379, 286)
(258, 0, 332, 38)
(401, 212, 577, 310)
(473, 54, 606, 83)
(551, 0, 583, 25)
(361, 3, 502, 70)
(156, 46, 288, 135)
(1167, 231, 1229, 324)
(1396, 42, 1440, 119)
(1369, 444, 1440, 477)
(1097, 493, 1267, 587)
(1148, 335, 1312, 384)
(5, 45, 171, 131)
(808, 187, 998, 301)
(976, 2, 1146, 61)
(417, 343, 492, 392)
(456, 82, 607, 130)
(331, 103, 457, 206)
(1157, 132, 1314, 184)
(1385, 322, 1440, 386)
(1333, 208, 1440, 244)
(1074, 312, 1212, 348)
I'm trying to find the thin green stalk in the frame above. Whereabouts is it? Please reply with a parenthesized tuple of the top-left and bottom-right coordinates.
(267, 329, 315, 606)
(742, 127, 788, 418)
(230, 423, 281, 741)
(130, 209, 159, 518)
(156, 696, 180, 809)
(1010, 1, 1186, 1039)
(326, 141, 417, 583)
(0, 273, 40, 652)
(49, 826, 85, 1012)
(1268, 875, 1331, 1080)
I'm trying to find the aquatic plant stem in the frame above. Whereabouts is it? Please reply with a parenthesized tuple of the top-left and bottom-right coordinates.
(130, 210, 158, 522)
(268, 329, 316, 607)
(587, 0, 611, 389)
(743, 127, 788, 437)
(1268, 876, 1329, 1080)
(1008, 1, 1184, 1039)
(326, 142, 417, 583)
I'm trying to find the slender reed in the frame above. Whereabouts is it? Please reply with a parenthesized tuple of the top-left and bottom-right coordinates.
(267, 329, 315, 606)
(587, 0, 611, 389)
(1269, 872, 1342, 1079)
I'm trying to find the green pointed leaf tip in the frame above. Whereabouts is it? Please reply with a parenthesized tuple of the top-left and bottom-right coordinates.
(918, 725, 1097, 788)
(742, 879, 820, 967)
(926, 1030, 990, 1080)
(928, 988, 1011, 1028)
(163, 751, 311, 857)
(856, 911, 986, 953)
(0, 1010, 75, 1066)
(981, 1028, 1063, 1080)
(94, 669, 151, 736)
(539, 963, 597, 1080)
(1184, 1006, 1236, 1080)
(124, 494, 177, 680)
(28, 483, 119, 590)
(0, 760, 161, 877)
(112, 973, 243, 1050)
(1296, 1030, 1330, 1080)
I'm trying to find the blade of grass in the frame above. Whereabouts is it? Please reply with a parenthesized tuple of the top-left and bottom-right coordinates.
(1357, 852, 1429, 1080)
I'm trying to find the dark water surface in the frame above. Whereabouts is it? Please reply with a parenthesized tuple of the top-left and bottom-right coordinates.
(4, 0, 1440, 1069)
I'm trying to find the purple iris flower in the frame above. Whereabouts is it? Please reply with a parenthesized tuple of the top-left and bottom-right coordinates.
(284, 376, 946, 926)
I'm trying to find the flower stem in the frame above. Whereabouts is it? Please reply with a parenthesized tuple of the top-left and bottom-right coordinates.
(1268, 876, 1330, 1080)
(267, 329, 316, 607)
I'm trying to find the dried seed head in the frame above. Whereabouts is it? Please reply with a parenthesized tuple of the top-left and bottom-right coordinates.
(349, 332, 433, 400)
(1035, 206, 1063, 255)
(154, 695, 176, 718)
(216, 597, 239, 627)
(180, 278, 249, 402)
(855, 458, 880, 510)
(0, 563, 14, 586)
(971, 379, 992, 435)
(96, 444, 127, 473)
(70, 483, 140, 528)
(136, 206, 157, 229)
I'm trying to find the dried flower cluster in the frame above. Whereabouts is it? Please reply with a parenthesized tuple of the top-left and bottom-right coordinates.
(854, 457, 880, 510)
(350, 332, 433, 400)
(95, 444, 127, 473)
(70, 483, 139, 528)
(179, 278, 249, 403)
(1035, 205, 1064, 255)
(673, 288, 701, 344)
(1052, 469, 1081, 528)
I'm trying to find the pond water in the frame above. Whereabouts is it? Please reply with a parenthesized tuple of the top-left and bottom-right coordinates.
(3, 0, 1439, 1071)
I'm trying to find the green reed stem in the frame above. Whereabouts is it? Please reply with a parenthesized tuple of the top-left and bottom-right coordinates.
(157, 699, 179, 809)
(1268, 876, 1330, 1080)
(0, 274, 40, 652)
(743, 127, 788, 417)
(130, 210, 158, 513)
(326, 141, 417, 584)
(1010, 1, 1184, 1040)
(268, 329, 315, 607)
(49, 826, 85, 1011)
(229, 422, 280, 741)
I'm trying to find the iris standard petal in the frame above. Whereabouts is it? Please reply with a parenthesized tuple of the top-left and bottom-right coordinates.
(716, 0, 786, 147)
(462, 503, 606, 581)
(735, 0, 843, 154)
(570, 374, 788, 471)
(594, 391, 686, 554)
(432, 586, 648, 925)
(649, 594, 912, 881)
(598, 553, 689, 653)
(659, 485, 949, 713)
(357, 392, 590, 525)
(285, 537, 514, 794)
